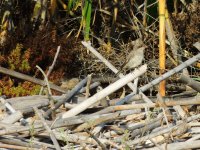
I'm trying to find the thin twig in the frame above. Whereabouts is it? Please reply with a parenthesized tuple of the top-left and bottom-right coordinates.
(40, 46, 61, 95)
(36, 65, 52, 96)
(36, 65, 55, 118)
(33, 107, 61, 150)
(85, 129, 108, 150)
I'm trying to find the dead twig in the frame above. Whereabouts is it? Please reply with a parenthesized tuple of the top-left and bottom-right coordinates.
(33, 107, 61, 150)
(40, 45, 61, 94)
(36, 65, 56, 118)
(85, 129, 108, 150)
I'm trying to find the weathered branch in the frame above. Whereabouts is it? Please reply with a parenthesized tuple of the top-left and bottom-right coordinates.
(178, 74, 200, 92)
(61, 65, 147, 118)
(0, 66, 66, 93)
(44, 77, 88, 118)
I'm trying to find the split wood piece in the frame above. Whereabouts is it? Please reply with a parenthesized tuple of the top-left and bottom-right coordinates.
(0, 97, 26, 125)
(33, 107, 61, 150)
(178, 74, 200, 92)
(143, 55, 199, 91)
(61, 65, 147, 118)
(146, 140, 200, 150)
(126, 113, 200, 146)
(188, 122, 200, 127)
(82, 41, 134, 91)
(117, 53, 200, 105)
(0, 66, 67, 93)
(97, 95, 200, 112)
(0, 122, 22, 129)
(44, 77, 88, 118)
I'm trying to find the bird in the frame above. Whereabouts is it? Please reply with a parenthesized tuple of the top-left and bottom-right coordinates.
(116, 38, 146, 75)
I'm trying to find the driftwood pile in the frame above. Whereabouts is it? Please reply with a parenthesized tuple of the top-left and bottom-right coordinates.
(0, 42, 200, 150)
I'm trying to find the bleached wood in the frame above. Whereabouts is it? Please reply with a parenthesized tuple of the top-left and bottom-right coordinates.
(97, 95, 200, 113)
(2, 111, 23, 124)
(0, 97, 27, 125)
(62, 65, 147, 118)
